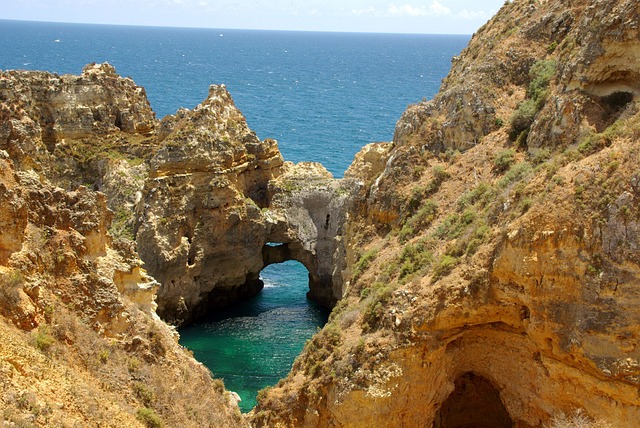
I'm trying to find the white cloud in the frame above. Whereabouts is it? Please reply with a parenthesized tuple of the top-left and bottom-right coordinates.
(387, 4, 425, 16)
(457, 9, 487, 20)
(351, 6, 378, 16)
(429, 1, 450, 16)
(386, 2, 451, 17)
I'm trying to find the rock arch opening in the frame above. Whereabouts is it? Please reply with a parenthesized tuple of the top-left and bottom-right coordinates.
(260, 240, 335, 308)
(434, 372, 513, 428)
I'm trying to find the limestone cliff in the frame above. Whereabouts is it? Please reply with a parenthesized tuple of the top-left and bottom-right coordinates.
(251, 0, 640, 427)
(0, 65, 245, 426)
(1, 62, 159, 242)
(0, 153, 244, 426)
(3, 0, 640, 425)
(135, 85, 357, 323)
(0, 62, 155, 168)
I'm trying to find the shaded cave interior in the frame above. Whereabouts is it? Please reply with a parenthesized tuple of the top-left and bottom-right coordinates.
(434, 372, 513, 428)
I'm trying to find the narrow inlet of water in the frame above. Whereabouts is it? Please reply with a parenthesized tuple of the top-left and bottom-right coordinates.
(178, 260, 330, 412)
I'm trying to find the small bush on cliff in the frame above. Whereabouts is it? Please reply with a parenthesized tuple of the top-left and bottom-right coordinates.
(494, 149, 516, 173)
(509, 100, 538, 141)
(136, 407, 163, 428)
(360, 280, 398, 332)
(399, 200, 438, 243)
(0, 270, 24, 305)
(431, 255, 458, 282)
(509, 59, 557, 141)
(353, 248, 378, 281)
(398, 240, 434, 280)
(132, 382, 156, 407)
(406, 166, 449, 213)
(527, 59, 557, 103)
(33, 325, 55, 352)
(457, 182, 495, 211)
(499, 161, 532, 188)
(301, 323, 342, 378)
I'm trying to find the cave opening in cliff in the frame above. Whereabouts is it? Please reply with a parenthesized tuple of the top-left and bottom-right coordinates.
(433, 372, 513, 428)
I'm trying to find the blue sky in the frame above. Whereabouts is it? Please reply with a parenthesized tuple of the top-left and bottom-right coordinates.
(4, 0, 506, 34)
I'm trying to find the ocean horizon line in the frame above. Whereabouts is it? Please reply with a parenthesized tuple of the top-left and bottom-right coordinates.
(0, 18, 473, 38)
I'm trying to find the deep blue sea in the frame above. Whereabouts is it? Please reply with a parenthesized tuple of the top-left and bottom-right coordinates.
(0, 19, 468, 412)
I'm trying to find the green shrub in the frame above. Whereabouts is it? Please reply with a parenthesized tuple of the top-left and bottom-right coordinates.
(528, 59, 557, 102)
(433, 214, 468, 240)
(432, 165, 450, 183)
(457, 182, 493, 210)
(136, 408, 163, 428)
(530, 148, 551, 165)
(509, 59, 557, 140)
(431, 255, 458, 282)
(460, 209, 476, 225)
(509, 100, 537, 140)
(400, 200, 439, 243)
(352, 248, 378, 281)
(515, 129, 530, 148)
(0, 270, 24, 305)
(398, 225, 415, 243)
(33, 325, 54, 352)
(132, 382, 155, 407)
(407, 166, 449, 212)
(499, 162, 533, 187)
(520, 197, 533, 213)
(98, 349, 109, 364)
(361, 281, 395, 331)
(397, 239, 434, 279)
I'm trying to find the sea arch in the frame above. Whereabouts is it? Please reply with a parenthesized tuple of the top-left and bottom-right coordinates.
(137, 162, 360, 326)
(255, 173, 359, 308)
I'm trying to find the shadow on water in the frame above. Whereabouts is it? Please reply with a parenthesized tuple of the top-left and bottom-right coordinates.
(178, 260, 330, 412)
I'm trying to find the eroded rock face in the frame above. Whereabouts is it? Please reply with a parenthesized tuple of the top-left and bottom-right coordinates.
(267, 162, 361, 307)
(0, 152, 245, 426)
(135, 86, 357, 325)
(0, 62, 156, 168)
(250, 0, 640, 426)
(0, 154, 155, 333)
(135, 85, 283, 324)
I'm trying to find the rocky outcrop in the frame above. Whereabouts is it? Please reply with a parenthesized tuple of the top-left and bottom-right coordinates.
(251, 0, 640, 427)
(266, 162, 360, 307)
(0, 62, 155, 168)
(134, 84, 283, 325)
(0, 152, 244, 426)
(135, 85, 357, 324)
(0, 63, 159, 243)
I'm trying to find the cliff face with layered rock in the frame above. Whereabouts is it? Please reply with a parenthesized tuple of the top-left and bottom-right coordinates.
(1, 62, 160, 243)
(251, 0, 640, 427)
(134, 84, 356, 324)
(0, 153, 244, 426)
(0, 64, 249, 427)
(2, 0, 640, 425)
(0, 62, 155, 168)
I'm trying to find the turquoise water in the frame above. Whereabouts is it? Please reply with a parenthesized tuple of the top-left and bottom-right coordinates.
(0, 20, 467, 412)
(178, 261, 328, 412)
